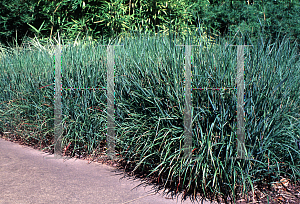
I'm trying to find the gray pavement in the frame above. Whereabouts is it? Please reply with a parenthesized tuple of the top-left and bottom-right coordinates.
(0, 138, 218, 204)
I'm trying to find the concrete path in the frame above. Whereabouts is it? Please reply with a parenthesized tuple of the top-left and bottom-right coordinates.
(0, 138, 218, 204)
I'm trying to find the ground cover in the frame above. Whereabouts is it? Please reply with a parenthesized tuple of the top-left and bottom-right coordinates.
(0, 31, 300, 203)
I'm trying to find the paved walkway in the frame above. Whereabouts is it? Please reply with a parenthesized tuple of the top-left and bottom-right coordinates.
(0, 138, 217, 204)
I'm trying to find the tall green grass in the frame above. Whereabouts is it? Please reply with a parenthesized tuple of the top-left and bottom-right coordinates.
(0, 31, 299, 203)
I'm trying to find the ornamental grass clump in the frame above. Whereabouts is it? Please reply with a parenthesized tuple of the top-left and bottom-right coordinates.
(0, 31, 299, 203)
(0, 42, 55, 148)
(113, 32, 300, 202)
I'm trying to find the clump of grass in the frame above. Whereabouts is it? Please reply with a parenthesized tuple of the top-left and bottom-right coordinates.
(0, 30, 299, 203)
(112, 32, 300, 203)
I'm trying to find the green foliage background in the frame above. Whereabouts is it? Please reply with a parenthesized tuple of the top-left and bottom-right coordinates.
(0, 0, 299, 46)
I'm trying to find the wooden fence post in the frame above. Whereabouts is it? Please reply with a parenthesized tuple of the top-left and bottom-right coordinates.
(236, 45, 245, 159)
(54, 44, 63, 157)
(184, 45, 192, 158)
(107, 45, 115, 159)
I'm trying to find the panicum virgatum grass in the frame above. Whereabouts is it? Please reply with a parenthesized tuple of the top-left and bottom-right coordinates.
(0, 30, 299, 203)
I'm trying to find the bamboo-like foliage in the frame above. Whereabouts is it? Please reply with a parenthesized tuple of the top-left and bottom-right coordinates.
(0, 31, 299, 203)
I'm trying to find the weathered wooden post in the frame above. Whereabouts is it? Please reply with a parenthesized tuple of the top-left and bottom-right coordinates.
(236, 45, 245, 159)
(54, 44, 63, 157)
(107, 45, 115, 160)
(183, 45, 192, 158)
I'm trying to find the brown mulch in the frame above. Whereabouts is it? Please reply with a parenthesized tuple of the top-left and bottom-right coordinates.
(1, 130, 300, 204)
